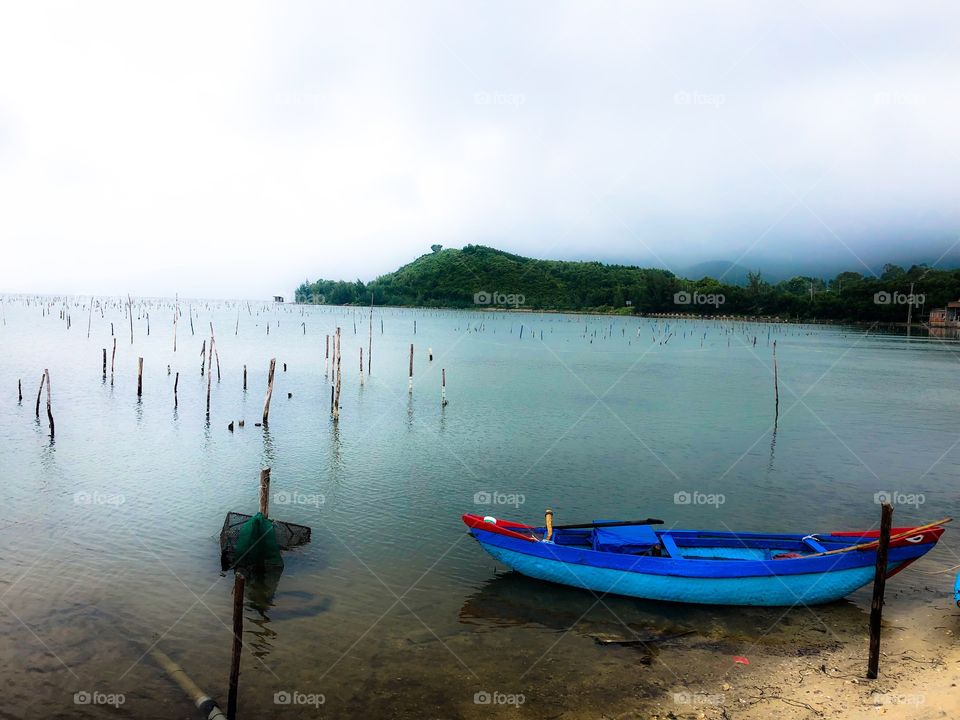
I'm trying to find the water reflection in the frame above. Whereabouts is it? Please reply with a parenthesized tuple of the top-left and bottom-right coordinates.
(459, 571, 867, 648)
(261, 425, 276, 468)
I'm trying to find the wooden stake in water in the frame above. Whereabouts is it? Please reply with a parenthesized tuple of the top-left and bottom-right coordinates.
(441, 368, 448, 407)
(210, 322, 221, 381)
(262, 358, 276, 424)
(206, 337, 213, 416)
(44, 369, 54, 436)
(243, 365, 247, 392)
(18, 379, 22, 404)
(102, 348, 107, 379)
(332, 328, 342, 421)
(259, 468, 271, 516)
(128, 294, 134, 345)
(137, 357, 143, 398)
(325, 334, 330, 377)
(368, 294, 374, 375)
(111, 337, 116, 384)
(773, 340, 779, 425)
(226, 571, 245, 720)
(35, 373, 43, 417)
(359, 347, 364, 386)
(174, 372, 179, 408)
(867, 503, 893, 679)
(408, 343, 414, 394)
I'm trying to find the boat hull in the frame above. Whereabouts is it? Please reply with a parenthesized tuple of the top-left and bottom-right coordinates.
(480, 541, 897, 606)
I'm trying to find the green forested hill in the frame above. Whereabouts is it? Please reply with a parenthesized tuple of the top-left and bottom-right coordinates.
(295, 244, 960, 322)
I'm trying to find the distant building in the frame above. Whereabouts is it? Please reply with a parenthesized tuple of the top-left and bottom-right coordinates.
(928, 301, 960, 327)
(273, 295, 285, 303)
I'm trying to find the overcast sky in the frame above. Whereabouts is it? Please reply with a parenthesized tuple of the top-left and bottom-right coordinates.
(1, 1, 958, 298)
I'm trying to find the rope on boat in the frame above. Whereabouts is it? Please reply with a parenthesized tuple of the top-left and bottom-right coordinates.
(914, 562, 960, 575)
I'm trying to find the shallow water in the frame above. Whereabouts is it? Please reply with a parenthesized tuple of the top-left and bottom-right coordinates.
(1, 298, 958, 718)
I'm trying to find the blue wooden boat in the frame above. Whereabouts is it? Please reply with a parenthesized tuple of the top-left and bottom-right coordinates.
(954, 573, 960, 608)
(462, 513, 947, 606)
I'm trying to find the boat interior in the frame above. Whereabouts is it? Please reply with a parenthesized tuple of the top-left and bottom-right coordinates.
(546, 524, 864, 561)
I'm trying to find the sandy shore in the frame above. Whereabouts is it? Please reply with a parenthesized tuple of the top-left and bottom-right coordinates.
(641, 586, 960, 720)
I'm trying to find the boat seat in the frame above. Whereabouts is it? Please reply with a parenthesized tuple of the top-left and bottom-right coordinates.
(802, 535, 828, 553)
(659, 533, 681, 558)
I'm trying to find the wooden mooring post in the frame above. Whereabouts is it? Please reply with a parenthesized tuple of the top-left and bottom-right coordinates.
(111, 338, 116, 383)
(174, 372, 179, 408)
(102, 348, 107, 378)
(137, 358, 143, 398)
(867, 503, 894, 679)
(243, 365, 247, 391)
(226, 571, 245, 720)
(408, 343, 414, 394)
(441, 368, 448, 406)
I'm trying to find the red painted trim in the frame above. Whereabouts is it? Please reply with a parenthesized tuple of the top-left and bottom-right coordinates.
(828, 526, 944, 550)
(462, 513, 539, 542)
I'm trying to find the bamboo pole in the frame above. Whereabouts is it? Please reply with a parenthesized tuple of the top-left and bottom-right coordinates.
(227, 572, 245, 720)
(87, 298, 93, 338)
(174, 372, 179, 408)
(102, 348, 107, 378)
(137, 358, 143, 398)
(867, 504, 893, 679)
(325, 334, 329, 377)
(368, 295, 373, 375)
(243, 365, 247, 391)
(128, 294, 134, 345)
(262, 358, 276, 424)
(44, 369, 54, 436)
(442, 368, 447, 406)
(111, 337, 116, 384)
(408, 343, 413, 394)
(173, 300, 178, 352)
(149, 646, 227, 720)
(18, 379, 22, 403)
(360, 347, 364, 386)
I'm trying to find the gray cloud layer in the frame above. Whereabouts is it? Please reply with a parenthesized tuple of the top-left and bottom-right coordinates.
(1, 1, 958, 297)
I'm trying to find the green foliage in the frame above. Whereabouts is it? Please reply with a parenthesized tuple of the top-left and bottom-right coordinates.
(295, 246, 960, 321)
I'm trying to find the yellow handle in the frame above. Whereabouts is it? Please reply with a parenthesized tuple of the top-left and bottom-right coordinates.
(545, 508, 554, 542)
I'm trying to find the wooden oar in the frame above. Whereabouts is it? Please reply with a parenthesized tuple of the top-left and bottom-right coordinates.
(551, 519, 665, 531)
(805, 518, 952, 558)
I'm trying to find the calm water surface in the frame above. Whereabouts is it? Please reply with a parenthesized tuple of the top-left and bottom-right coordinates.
(1, 298, 958, 718)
